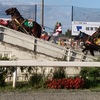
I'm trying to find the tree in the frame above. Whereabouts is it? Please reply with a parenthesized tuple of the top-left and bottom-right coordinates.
(65, 29, 71, 38)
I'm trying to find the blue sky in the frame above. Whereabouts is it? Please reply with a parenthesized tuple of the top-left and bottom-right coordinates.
(1, 0, 100, 8)
(1, 0, 100, 33)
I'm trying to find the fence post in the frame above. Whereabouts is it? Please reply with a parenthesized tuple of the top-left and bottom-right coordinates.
(62, 47, 67, 60)
(13, 66, 17, 88)
(34, 38, 37, 52)
(67, 48, 70, 61)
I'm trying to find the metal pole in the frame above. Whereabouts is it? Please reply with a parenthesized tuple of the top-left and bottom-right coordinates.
(41, 0, 44, 27)
(34, 4, 37, 21)
(71, 6, 73, 21)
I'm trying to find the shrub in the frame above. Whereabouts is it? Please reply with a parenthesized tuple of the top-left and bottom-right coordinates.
(29, 73, 43, 88)
(80, 67, 100, 88)
(53, 68, 66, 79)
(0, 73, 5, 87)
(0, 56, 10, 87)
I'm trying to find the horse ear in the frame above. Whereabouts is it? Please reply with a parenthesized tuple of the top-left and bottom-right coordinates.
(11, 7, 17, 12)
(79, 31, 81, 34)
(13, 7, 16, 10)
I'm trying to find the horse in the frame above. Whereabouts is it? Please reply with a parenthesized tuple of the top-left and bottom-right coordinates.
(5, 7, 42, 38)
(74, 31, 100, 56)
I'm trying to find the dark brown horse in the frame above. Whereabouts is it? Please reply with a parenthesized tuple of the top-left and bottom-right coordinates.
(5, 7, 42, 38)
(74, 31, 100, 56)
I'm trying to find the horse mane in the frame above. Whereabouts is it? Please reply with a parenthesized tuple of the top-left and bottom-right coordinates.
(80, 31, 89, 36)
(76, 31, 90, 43)
(14, 8, 20, 15)
(14, 8, 24, 19)
(78, 31, 89, 39)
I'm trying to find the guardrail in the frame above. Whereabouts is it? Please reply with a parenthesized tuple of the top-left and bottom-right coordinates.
(0, 25, 97, 61)
(0, 60, 100, 67)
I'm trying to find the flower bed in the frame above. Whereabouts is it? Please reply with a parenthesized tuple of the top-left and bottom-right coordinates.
(46, 77, 84, 89)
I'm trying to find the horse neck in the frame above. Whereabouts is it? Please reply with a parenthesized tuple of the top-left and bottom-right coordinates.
(92, 31, 97, 36)
(82, 34, 89, 42)
(11, 13, 24, 23)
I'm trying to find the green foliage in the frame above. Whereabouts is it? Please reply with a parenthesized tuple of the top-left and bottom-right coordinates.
(80, 68, 88, 79)
(0, 56, 14, 87)
(65, 29, 71, 38)
(0, 56, 9, 87)
(29, 73, 43, 88)
(0, 56, 9, 60)
(53, 68, 66, 79)
(0, 73, 5, 87)
(80, 67, 100, 88)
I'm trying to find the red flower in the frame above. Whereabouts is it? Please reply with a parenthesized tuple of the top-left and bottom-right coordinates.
(46, 77, 84, 89)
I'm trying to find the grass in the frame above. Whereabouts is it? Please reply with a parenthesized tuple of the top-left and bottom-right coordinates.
(0, 81, 100, 92)
(90, 84, 100, 92)
(0, 82, 32, 92)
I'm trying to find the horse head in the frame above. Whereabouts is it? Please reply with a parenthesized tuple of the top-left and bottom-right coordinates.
(5, 7, 17, 15)
(74, 31, 85, 40)
(97, 27, 100, 32)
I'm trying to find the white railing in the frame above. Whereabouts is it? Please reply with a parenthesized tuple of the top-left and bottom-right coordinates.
(0, 60, 100, 88)
(0, 25, 97, 61)
(0, 60, 100, 67)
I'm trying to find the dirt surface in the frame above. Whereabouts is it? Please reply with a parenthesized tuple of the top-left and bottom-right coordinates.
(0, 90, 100, 100)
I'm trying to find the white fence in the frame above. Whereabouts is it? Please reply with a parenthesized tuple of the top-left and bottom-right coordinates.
(0, 25, 97, 61)
(0, 60, 100, 67)
(0, 60, 100, 88)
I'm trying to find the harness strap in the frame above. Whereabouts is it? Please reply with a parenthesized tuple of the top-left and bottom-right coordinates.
(20, 20, 26, 26)
(13, 18, 29, 35)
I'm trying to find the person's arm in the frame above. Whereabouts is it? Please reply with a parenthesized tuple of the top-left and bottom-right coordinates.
(56, 26, 62, 33)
